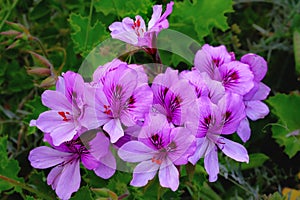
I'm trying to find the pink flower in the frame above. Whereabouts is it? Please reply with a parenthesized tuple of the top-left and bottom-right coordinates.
(85, 60, 153, 143)
(186, 94, 248, 182)
(109, 2, 174, 49)
(29, 131, 115, 199)
(118, 113, 195, 191)
(31, 71, 90, 146)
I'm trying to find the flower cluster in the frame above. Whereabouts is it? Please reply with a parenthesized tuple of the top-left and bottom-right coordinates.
(28, 1, 270, 199)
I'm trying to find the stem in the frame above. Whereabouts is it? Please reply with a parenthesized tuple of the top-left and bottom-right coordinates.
(0, 0, 19, 31)
(33, 37, 49, 59)
(0, 174, 52, 200)
(85, 0, 94, 52)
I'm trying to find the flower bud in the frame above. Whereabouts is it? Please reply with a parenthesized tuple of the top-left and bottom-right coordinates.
(27, 67, 51, 76)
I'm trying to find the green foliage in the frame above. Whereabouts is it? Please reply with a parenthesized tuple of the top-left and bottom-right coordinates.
(69, 13, 109, 57)
(169, 0, 233, 43)
(163, 0, 233, 66)
(70, 186, 93, 200)
(241, 153, 269, 170)
(267, 93, 300, 158)
(94, 0, 153, 17)
(0, 136, 24, 193)
(27, 171, 56, 198)
(261, 192, 284, 200)
(0, 0, 299, 199)
(293, 14, 300, 75)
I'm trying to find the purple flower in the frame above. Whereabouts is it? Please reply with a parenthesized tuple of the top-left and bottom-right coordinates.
(109, 2, 174, 49)
(180, 70, 225, 104)
(236, 54, 270, 142)
(31, 71, 89, 146)
(118, 113, 195, 191)
(194, 44, 233, 80)
(219, 61, 254, 95)
(85, 61, 153, 143)
(151, 68, 197, 125)
(194, 44, 254, 96)
(29, 131, 115, 199)
(186, 94, 248, 182)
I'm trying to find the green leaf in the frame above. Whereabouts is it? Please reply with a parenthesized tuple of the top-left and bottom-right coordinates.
(199, 182, 222, 200)
(293, 30, 300, 75)
(0, 136, 24, 193)
(169, 0, 233, 43)
(94, 0, 153, 18)
(70, 186, 93, 200)
(267, 93, 300, 158)
(69, 13, 109, 56)
(27, 171, 56, 198)
(107, 171, 131, 196)
(91, 188, 118, 200)
(241, 153, 269, 170)
(25, 196, 35, 200)
(1, 60, 33, 94)
(261, 192, 284, 200)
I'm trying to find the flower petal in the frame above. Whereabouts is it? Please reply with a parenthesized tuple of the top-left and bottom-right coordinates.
(47, 165, 62, 191)
(220, 138, 249, 163)
(218, 93, 246, 134)
(55, 158, 81, 200)
(158, 158, 179, 191)
(131, 160, 159, 187)
(94, 150, 116, 179)
(204, 148, 219, 182)
(237, 118, 251, 142)
(29, 146, 72, 169)
(245, 100, 269, 120)
(109, 18, 138, 45)
(121, 84, 153, 126)
(249, 82, 270, 101)
(118, 141, 155, 162)
(188, 137, 215, 165)
(219, 61, 254, 95)
(148, 2, 173, 32)
(241, 53, 267, 82)
(103, 118, 124, 143)
(168, 127, 195, 165)
(41, 90, 72, 111)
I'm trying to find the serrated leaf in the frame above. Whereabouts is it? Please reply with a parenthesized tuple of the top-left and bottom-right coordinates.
(94, 0, 153, 17)
(169, 0, 233, 42)
(241, 153, 269, 170)
(262, 192, 284, 200)
(25, 196, 35, 200)
(107, 171, 131, 196)
(267, 93, 300, 157)
(70, 186, 93, 200)
(69, 13, 109, 56)
(0, 136, 24, 193)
